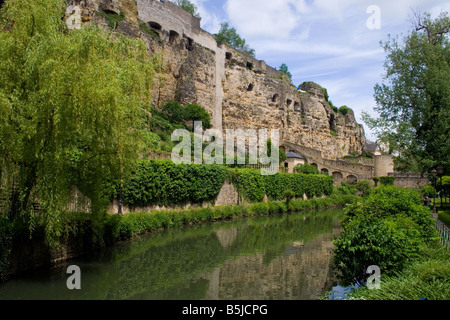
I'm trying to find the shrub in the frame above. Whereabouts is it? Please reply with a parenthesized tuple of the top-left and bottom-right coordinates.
(355, 180, 371, 197)
(338, 106, 351, 116)
(114, 160, 227, 208)
(333, 186, 439, 286)
(379, 176, 395, 186)
(248, 203, 269, 216)
(294, 163, 320, 175)
(420, 185, 436, 198)
(284, 189, 295, 204)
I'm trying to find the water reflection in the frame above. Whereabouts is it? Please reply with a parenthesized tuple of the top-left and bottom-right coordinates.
(0, 209, 344, 300)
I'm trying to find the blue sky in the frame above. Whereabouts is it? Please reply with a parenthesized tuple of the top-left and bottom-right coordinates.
(189, 0, 450, 141)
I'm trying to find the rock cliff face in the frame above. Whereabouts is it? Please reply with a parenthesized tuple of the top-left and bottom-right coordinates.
(64, 0, 366, 160)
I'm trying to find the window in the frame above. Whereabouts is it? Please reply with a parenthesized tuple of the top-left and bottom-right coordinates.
(226, 52, 232, 60)
(169, 30, 179, 43)
(149, 21, 162, 31)
(246, 62, 253, 70)
(286, 99, 292, 107)
(247, 84, 254, 91)
(186, 37, 194, 51)
(272, 94, 279, 103)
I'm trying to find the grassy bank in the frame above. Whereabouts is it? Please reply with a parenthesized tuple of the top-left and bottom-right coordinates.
(113, 193, 359, 241)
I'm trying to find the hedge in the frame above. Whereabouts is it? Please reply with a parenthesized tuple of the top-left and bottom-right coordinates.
(110, 160, 228, 208)
(229, 169, 334, 202)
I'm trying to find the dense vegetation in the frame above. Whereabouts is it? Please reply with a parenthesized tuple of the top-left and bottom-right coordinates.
(214, 22, 256, 57)
(363, 11, 450, 173)
(0, 0, 162, 246)
(333, 185, 442, 295)
(227, 169, 333, 202)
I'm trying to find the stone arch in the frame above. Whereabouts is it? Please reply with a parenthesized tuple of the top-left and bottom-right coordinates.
(148, 21, 162, 31)
(246, 62, 254, 70)
(272, 94, 279, 103)
(321, 168, 329, 175)
(311, 163, 318, 169)
(346, 175, 358, 184)
(186, 37, 194, 51)
(332, 172, 343, 185)
(169, 30, 179, 43)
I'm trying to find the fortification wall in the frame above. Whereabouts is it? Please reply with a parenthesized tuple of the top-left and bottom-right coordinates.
(65, 0, 369, 163)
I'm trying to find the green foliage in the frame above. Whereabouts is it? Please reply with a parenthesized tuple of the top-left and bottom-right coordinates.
(333, 186, 439, 285)
(279, 63, 292, 82)
(284, 189, 295, 204)
(334, 181, 357, 196)
(214, 22, 255, 57)
(349, 246, 450, 300)
(372, 176, 380, 187)
(231, 169, 333, 202)
(184, 104, 212, 129)
(420, 185, 436, 198)
(160, 100, 211, 129)
(95, 11, 125, 29)
(112, 160, 228, 208)
(338, 106, 351, 116)
(294, 163, 320, 175)
(363, 12, 450, 173)
(330, 130, 338, 137)
(438, 210, 450, 226)
(355, 180, 371, 197)
(170, 0, 201, 20)
(139, 23, 161, 39)
(379, 176, 395, 186)
(0, 0, 161, 246)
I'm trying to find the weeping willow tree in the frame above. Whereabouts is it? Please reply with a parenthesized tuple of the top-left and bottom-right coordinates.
(0, 0, 162, 246)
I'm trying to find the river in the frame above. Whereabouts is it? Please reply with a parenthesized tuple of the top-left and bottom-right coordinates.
(0, 208, 344, 300)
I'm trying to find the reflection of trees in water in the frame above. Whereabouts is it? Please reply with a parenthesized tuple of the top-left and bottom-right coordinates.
(0, 209, 342, 299)
(98, 210, 342, 299)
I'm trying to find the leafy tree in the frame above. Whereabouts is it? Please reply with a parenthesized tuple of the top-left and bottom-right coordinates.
(279, 63, 292, 82)
(214, 22, 255, 57)
(184, 103, 212, 129)
(170, 0, 201, 20)
(333, 186, 437, 285)
(0, 0, 160, 246)
(294, 163, 320, 175)
(363, 11, 450, 173)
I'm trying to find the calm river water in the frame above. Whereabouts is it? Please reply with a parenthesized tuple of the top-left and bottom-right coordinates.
(0, 208, 344, 300)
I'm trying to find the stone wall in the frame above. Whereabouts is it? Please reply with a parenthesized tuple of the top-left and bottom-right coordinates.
(64, 0, 377, 173)
(388, 172, 430, 189)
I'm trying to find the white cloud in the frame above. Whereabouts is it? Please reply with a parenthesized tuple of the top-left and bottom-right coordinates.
(224, 0, 309, 39)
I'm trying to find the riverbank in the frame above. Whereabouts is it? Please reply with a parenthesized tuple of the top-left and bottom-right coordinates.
(1, 193, 359, 280)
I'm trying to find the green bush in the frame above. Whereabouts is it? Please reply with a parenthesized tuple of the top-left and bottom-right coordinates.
(355, 180, 371, 197)
(333, 186, 439, 286)
(248, 202, 269, 216)
(294, 163, 320, 175)
(420, 185, 436, 198)
(232, 169, 333, 202)
(338, 106, 352, 116)
(349, 246, 450, 300)
(112, 160, 227, 208)
(379, 176, 395, 186)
